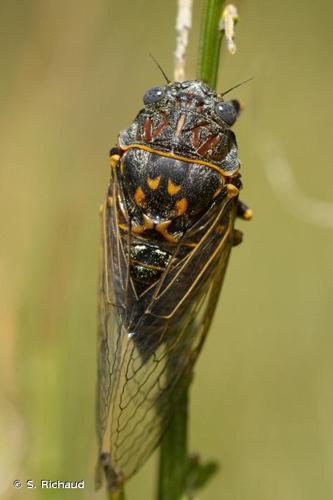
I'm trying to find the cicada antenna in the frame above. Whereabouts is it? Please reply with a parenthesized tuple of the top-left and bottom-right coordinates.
(149, 53, 171, 84)
(221, 77, 253, 97)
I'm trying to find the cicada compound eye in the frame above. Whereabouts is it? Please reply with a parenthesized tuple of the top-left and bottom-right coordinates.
(143, 86, 165, 105)
(215, 100, 240, 126)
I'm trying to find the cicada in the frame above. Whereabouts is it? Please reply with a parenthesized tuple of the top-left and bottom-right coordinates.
(96, 79, 252, 491)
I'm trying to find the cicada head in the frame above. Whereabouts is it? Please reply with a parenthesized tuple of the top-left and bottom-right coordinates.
(119, 80, 240, 176)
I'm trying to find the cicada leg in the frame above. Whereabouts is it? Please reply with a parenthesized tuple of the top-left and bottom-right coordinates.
(237, 199, 253, 220)
(232, 198, 253, 246)
(232, 228, 243, 246)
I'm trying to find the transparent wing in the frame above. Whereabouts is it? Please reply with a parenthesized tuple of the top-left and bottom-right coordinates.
(96, 168, 237, 488)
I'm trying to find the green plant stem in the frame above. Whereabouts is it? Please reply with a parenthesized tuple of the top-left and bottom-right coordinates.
(157, 2, 226, 499)
(157, 389, 189, 500)
(107, 488, 126, 500)
(197, 0, 226, 88)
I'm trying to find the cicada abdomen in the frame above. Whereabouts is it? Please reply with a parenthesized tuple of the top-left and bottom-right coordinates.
(96, 80, 252, 492)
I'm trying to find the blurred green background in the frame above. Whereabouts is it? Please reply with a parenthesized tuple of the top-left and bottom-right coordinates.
(1, 0, 332, 499)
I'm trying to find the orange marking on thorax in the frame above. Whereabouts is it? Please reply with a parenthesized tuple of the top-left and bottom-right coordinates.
(118, 142, 237, 177)
(132, 214, 154, 234)
(226, 184, 239, 198)
(155, 220, 179, 243)
(132, 226, 145, 234)
(134, 186, 146, 205)
(197, 135, 220, 156)
(175, 198, 188, 216)
(147, 175, 161, 190)
(110, 154, 120, 168)
(167, 179, 182, 196)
